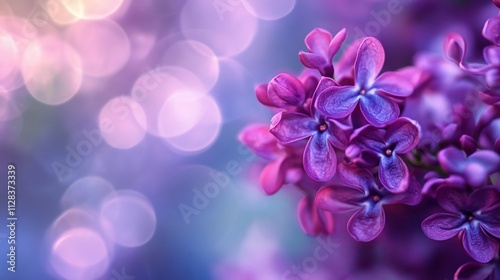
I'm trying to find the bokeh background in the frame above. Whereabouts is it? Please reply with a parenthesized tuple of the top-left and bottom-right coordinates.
(0, 0, 496, 279)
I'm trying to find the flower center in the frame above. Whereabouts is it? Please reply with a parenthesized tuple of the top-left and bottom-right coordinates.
(467, 215, 474, 221)
(372, 195, 381, 202)
(318, 123, 328, 132)
(360, 89, 367, 95)
(385, 149, 393, 156)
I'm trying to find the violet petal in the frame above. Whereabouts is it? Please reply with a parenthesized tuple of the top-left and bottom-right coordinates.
(359, 93, 400, 127)
(347, 204, 385, 242)
(270, 112, 316, 144)
(421, 213, 464, 240)
(303, 133, 337, 181)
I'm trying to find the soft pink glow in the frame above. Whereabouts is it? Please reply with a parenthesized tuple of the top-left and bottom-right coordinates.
(63, 0, 125, 20)
(242, 0, 296, 20)
(99, 96, 147, 149)
(65, 20, 130, 77)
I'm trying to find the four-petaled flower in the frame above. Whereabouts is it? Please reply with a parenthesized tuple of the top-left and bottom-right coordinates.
(315, 164, 421, 242)
(422, 186, 500, 263)
(315, 37, 414, 127)
(298, 28, 347, 77)
(348, 117, 421, 193)
(270, 77, 351, 181)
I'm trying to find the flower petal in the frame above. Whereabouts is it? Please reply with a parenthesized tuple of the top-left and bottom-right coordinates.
(462, 223, 499, 263)
(421, 213, 464, 241)
(303, 133, 337, 181)
(347, 204, 385, 242)
(255, 83, 275, 107)
(328, 28, 347, 60)
(270, 112, 316, 144)
(438, 147, 467, 174)
(299, 51, 332, 76)
(372, 71, 414, 97)
(238, 124, 281, 160)
(359, 93, 400, 127)
(349, 125, 385, 152)
(379, 155, 409, 193)
(298, 196, 335, 236)
(267, 73, 306, 107)
(483, 16, 500, 46)
(259, 157, 287, 195)
(314, 77, 339, 98)
(454, 262, 495, 280)
(337, 164, 374, 192)
(315, 86, 360, 119)
(315, 185, 365, 213)
(484, 46, 500, 66)
(385, 178, 422, 206)
(354, 37, 385, 88)
(436, 187, 468, 214)
(385, 117, 420, 154)
(336, 38, 363, 82)
(466, 151, 500, 187)
(305, 28, 332, 57)
(443, 32, 466, 64)
(326, 119, 351, 149)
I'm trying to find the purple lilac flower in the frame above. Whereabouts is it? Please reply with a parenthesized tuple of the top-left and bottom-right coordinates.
(421, 186, 500, 263)
(347, 117, 421, 193)
(238, 124, 302, 195)
(315, 164, 421, 242)
(454, 252, 500, 280)
(316, 37, 414, 127)
(437, 147, 500, 188)
(298, 28, 347, 77)
(270, 77, 351, 181)
(298, 195, 335, 236)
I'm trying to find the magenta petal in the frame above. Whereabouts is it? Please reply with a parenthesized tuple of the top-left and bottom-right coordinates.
(298, 196, 334, 236)
(326, 119, 351, 149)
(438, 147, 467, 174)
(454, 262, 495, 280)
(299, 51, 332, 76)
(466, 151, 500, 187)
(238, 124, 281, 160)
(305, 28, 332, 56)
(372, 71, 414, 97)
(314, 77, 339, 98)
(385, 178, 422, 206)
(315, 86, 360, 119)
(267, 73, 306, 107)
(462, 224, 498, 263)
(443, 33, 466, 64)
(379, 155, 409, 193)
(421, 213, 464, 241)
(354, 37, 385, 88)
(347, 204, 385, 242)
(484, 46, 500, 66)
(303, 133, 337, 181)
(255, 83, 275, 107)
(315, 186, 364, 213)
(483, 16, 500, 46)
(385, 117, 420, 154)
(436, 187, 467, 214)
(259, 157, 286, 195)
(270, 112, 316, 144)
(359, 94, 400, 127)
(328, 28, 347, 59)
(337, 164, 374, 191)
(336, 38, 363, 82)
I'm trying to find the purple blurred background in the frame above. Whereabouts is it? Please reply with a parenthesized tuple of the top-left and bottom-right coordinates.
(0, 0, 496, 279)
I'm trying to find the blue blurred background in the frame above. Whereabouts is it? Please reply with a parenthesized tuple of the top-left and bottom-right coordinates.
(0, 0, 496, 279)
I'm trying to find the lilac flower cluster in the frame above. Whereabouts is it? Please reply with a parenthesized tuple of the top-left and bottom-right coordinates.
(240, 2, 500, 278)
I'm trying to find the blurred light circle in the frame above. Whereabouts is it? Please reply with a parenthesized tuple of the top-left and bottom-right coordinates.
(21, 36, 82, 105)
(163, 94, 222, 153)
(241, 0, 295, 20)
(43, 1, 79, 25)
(100, 190, 156, 247)
(157, 91, 205, 138)
(50, 228, 109, 280)
(0, 86, 21, 122)
(99, 96, 147, 149)
(130, 66, 205, 136)
(129, 31, 156, 61)
(65, 20, 130, 77)
(62, 0, 124, 20)
(61, 176, 116, 210)
(161, 40, 219, 91)
(0, 34, 18, 80)
(180, 0, 258, 57)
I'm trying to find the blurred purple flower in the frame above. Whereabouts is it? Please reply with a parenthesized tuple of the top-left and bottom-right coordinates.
(421, 187, 500, 263)
(298, 195, 335, 236)
(316, 37, 414, 127)
(437, 147, 500, 188)
(454, 253, 500, 280)
(348, 117, 421, 193)
(299, 28, 347, 77)
(315, 164, 421, 242)
(238, 124, 302, 195)
(270, 77, 351, 182)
